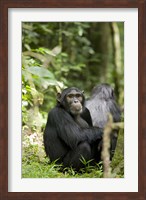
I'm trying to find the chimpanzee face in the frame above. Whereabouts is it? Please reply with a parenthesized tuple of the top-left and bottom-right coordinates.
(65, 90, 83, 115)
(57, 87, 85, 116)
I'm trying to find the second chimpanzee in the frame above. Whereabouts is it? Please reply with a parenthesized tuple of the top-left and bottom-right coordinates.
(44, 87, 103, 171)
(86, 83, 121, 159)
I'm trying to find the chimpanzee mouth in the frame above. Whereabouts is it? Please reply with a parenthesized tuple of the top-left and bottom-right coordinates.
(71, 106, 82, 114)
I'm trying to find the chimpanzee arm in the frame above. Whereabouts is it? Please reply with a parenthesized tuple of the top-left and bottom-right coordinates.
(80, 127, 102, 143)
(49, 107, 102, 150)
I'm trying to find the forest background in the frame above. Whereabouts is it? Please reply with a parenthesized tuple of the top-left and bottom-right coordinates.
(22, 22, 124, 178)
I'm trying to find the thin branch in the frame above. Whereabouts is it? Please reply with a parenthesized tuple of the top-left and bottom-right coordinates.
(101, 114, 124, 178)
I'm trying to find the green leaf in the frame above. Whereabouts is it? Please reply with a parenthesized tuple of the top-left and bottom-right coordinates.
(52, 46, 62, 56)
(27, 66, 55, 79)
(37, 48, 56, 56)
(40, 79, 59, 89)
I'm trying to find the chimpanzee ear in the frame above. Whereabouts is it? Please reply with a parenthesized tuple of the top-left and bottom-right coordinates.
(57, 92, 61, 102)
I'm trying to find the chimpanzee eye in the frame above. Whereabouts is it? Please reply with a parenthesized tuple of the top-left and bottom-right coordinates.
(76, 94, 82, 98)
(67, 94, 74, 98)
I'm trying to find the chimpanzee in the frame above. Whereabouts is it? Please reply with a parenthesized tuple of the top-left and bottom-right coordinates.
(44, 87, 103, 170)
(86, 83, 121, 159)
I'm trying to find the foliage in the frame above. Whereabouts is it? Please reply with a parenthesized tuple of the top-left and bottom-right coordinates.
(22, 22, 124, 178)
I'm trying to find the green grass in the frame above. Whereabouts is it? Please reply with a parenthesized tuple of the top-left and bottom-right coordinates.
(22, 158, 103, 178)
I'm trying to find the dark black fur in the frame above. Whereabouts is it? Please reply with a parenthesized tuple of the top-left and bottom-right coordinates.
(44, 87, 103, 170)
(86, 83, 121, 159)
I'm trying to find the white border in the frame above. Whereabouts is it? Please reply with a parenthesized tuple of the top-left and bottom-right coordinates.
(8, 8, 138, 192)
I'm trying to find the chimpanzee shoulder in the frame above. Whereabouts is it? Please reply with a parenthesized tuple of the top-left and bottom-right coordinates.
(46, 106, 73, 125)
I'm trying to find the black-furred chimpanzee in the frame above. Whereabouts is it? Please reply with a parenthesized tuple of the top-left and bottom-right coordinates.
(86, 83, 121, 159)
(44, 87, 103, 170)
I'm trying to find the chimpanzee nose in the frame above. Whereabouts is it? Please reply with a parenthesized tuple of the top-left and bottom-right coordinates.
(74, 99, 78, 103)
